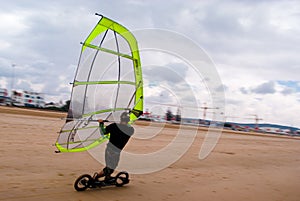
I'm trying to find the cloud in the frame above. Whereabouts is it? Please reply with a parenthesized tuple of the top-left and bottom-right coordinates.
(251, 81, 276, 94)
(215, 84, 227, 92)
(143, 62, 188, 84)
(239, 80, 277, 95)
(173, 1, 300, 82)
(277, 80, 300, 95)
(281, 87, 294, 95)
(143, 61, 200, 109)
(240, 87, 248, 94)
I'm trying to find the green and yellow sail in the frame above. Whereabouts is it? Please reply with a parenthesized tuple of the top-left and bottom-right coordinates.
(55, 15, 143, 153)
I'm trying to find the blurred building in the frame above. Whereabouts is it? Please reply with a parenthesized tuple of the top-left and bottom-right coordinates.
(0, 88, 8, 105)
(11, 90, 45, 108)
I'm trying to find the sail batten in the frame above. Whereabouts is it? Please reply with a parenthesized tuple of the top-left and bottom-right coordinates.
(74, 80, 136, 86)
(82, 43, 135, 60)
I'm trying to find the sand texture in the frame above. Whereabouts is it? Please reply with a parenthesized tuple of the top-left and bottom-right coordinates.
(0, 106, 299, 201)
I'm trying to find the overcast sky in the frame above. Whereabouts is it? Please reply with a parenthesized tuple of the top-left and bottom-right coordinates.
(0, 0, 299, 128)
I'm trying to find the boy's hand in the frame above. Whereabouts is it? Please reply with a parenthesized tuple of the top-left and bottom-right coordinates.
(98, 119, 104, 123)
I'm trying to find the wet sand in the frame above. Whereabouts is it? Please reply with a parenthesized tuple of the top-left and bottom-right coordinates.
(0, 106, 299, 201)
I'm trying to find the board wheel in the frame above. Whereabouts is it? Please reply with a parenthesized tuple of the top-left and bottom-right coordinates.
(115, 172, 129, 187)
(74, 174, 93, 191)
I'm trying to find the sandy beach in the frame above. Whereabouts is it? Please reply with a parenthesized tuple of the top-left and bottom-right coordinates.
(0, 106, 299, 201)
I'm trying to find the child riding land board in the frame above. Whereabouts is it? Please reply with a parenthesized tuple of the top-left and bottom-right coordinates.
(54, 15, 143, 191)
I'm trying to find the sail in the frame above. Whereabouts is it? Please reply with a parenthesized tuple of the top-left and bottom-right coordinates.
(55, 15, 143, 153)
